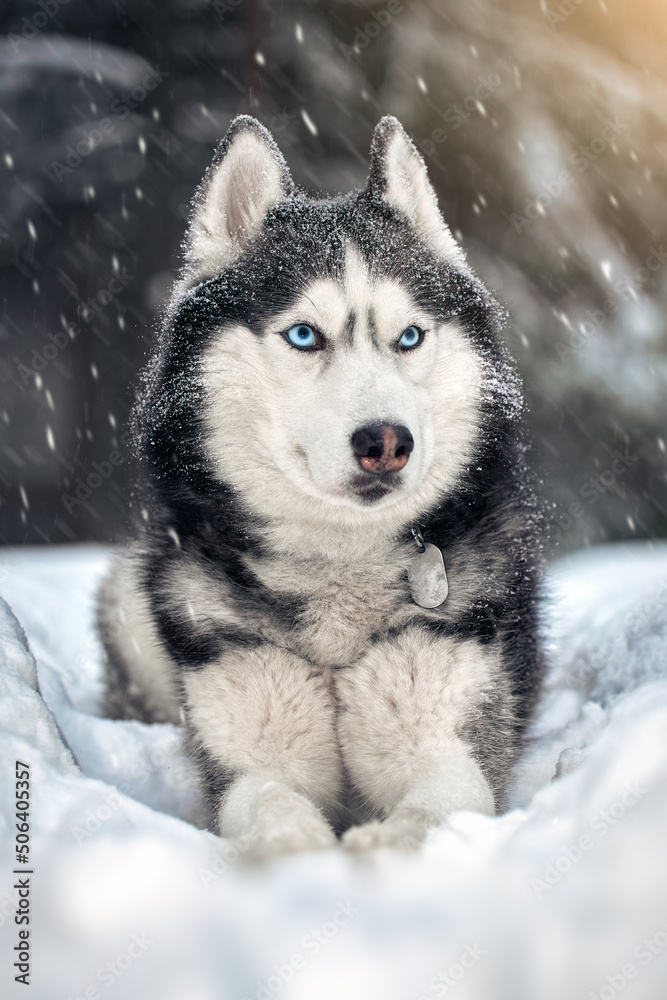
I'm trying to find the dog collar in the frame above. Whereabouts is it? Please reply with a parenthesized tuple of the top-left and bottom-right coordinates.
(408, 526, 449, 609)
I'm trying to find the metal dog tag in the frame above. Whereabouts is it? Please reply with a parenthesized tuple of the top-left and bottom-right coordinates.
(408, 542, 449, 609)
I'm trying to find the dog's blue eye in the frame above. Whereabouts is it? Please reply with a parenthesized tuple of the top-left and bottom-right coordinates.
(286, 324, 318, 350)
(398, 326, 423, 350)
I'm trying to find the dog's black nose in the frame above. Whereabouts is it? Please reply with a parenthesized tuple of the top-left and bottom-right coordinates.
(351, 424, 414, 473)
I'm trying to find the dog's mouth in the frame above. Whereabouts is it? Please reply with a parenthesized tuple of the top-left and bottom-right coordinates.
(287, 446, 412, 509)
(349, 471, 403, 505)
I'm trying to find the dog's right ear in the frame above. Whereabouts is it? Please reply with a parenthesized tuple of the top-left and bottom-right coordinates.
(184, 115, 294, 283)
(367, 116, 466, 269)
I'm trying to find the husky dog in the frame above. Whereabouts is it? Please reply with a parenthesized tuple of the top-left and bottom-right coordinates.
(98, 114, 543, 854)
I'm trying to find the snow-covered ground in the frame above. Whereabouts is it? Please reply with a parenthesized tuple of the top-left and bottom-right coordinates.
(1, 542, 667, 1000)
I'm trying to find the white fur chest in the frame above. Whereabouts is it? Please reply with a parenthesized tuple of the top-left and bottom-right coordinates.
(246, 549, 414, 668)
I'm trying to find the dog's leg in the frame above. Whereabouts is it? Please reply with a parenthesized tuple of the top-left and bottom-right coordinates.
(183, 645, 343, 857)
(335, 627, 512, 850)
(98, 553, 182, 723)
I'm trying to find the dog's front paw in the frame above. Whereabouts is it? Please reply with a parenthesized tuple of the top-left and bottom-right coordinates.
(342, 818, 425, 852)
(241, 783, 337, 859)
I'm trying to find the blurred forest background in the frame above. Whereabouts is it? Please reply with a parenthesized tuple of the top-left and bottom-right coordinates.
(1, 0, 666, 552)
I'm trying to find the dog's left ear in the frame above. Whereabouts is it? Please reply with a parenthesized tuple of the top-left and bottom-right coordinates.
(184, 115, 294, 282)
(367, 116, 466, 268)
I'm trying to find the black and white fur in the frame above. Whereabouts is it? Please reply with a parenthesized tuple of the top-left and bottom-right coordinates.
(99, 115, 544, 854)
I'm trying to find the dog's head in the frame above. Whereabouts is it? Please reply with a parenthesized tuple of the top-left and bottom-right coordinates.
(160, 116, 517, 531)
